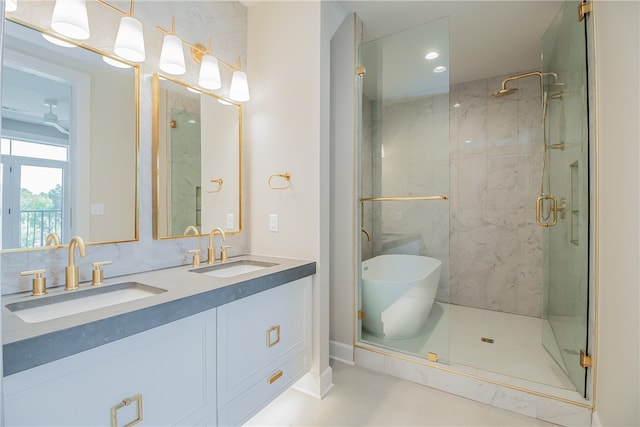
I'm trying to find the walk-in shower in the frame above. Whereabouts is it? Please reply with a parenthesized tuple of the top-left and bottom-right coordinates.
(355, 0, 591, 400)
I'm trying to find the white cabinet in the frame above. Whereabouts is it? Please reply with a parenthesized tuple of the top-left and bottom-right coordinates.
(3, 276, 313, 427)
(217, 277, 312, 426)
(3, 308, 217, 426)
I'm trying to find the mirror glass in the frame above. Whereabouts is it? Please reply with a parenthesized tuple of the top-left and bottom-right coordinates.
(0, 19, 138, 251)
(153, 74, 242, 239)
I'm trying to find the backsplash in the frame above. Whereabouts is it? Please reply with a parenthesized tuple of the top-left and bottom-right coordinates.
(1, 1, 248, 295)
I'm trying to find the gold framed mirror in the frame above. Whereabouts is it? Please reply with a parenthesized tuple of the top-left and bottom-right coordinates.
(152, 74, 242, 239)
(1, 18, 139, 252)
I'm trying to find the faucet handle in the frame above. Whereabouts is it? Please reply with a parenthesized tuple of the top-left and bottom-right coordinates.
(92, 261, 112, 286)
(20, 269, 47, 296)
(220, 245, 231, 262)
(188, 249, 201, 267)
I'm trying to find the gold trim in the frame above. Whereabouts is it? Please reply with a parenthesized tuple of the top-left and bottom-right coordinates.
(355, 343, 593, 409)
(427, 352, 438, 362)
(360, 195, 448, 202)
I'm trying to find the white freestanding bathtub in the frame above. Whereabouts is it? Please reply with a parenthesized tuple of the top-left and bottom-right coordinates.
(361, 254, 441, 338)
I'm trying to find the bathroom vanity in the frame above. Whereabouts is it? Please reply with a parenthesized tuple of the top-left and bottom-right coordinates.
(2, 255, 315, 426)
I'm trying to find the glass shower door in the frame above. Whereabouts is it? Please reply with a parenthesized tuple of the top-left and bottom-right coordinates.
(540, 0, 590, 396)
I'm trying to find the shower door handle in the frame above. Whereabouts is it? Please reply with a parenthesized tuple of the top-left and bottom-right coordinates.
(536, 195, 558, 227)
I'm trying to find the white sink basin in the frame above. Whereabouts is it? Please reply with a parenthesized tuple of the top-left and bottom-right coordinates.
(6, 282, 166, 323)
(191, 260, 278, 278)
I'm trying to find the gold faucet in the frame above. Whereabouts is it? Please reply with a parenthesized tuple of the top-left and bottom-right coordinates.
(207, 227, 226, 264)
(45, 232, 61, 246)
(65, 236, 86, 291)
(183, 225, 199, 236)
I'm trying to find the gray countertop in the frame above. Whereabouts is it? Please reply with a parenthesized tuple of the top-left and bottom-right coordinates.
(2, 254, 316, 376)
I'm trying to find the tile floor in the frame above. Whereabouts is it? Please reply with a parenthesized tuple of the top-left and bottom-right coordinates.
(245, 361, 557, 426)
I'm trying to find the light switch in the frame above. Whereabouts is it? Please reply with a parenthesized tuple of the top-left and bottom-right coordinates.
(226, 213, 234, 229)
(91, 203, 104, 216)
(269, 214, 279, 232)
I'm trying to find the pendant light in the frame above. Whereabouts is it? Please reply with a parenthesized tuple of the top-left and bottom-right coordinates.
(199, 55, 222, 90)
(114, 15, 145, 62)
(158, 17, 185, 75)
(51, 0, 90, 40)
(229, 70, 250, 102)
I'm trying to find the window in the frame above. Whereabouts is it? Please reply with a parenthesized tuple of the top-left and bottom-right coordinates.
(1, 137, 69, 248)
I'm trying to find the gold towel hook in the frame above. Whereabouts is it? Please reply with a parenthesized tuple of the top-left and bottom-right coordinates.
(268, 173, 291, 190)
(206, 178, 223, 193)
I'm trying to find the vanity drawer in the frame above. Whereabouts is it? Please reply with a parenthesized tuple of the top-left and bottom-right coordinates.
(217, 277, 312, 405)
(217, 350, 310, 427)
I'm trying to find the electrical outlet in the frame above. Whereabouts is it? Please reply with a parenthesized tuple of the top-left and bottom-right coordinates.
(269, 214, 279, 232)
(226, 213, 234, 229)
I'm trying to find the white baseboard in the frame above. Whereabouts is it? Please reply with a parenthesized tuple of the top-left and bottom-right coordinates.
(293, 365, 334, 399)
(329, 340, 355, 365)
(590, 411, 600, 427)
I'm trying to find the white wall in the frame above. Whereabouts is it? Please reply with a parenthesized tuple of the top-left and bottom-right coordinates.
(246, 0, 333, 397)
(592, 1, 640, 425)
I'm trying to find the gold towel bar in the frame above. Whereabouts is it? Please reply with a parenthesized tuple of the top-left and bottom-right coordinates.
(360, 195, 448, 202)
(206, 178, 223, 193)
(268, 173, 291, 190)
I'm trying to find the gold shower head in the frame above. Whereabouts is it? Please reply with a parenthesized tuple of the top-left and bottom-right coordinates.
(492, 87, 518, 97)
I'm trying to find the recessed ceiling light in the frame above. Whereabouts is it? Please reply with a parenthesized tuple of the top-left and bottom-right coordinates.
(102, 56, 132, 69)
(453, 103, 461, 108)
(425, 51, 439, 60)
(433, 66, 447, 73)
(42, 33, 76, 48)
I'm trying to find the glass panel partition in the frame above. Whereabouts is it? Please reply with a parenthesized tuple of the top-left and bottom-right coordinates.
(358, 17, 451, 363)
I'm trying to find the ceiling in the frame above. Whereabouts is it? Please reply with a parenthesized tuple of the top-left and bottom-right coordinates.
(335, 1, 563, 85)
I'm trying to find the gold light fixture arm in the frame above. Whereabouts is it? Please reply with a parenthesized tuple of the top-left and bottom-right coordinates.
(157, 17, 240, 72)
(96, 0, 135, 16)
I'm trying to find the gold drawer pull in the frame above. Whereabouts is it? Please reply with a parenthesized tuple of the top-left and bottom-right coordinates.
(111, 394, 143, 427)
(266, 325, 281, 348)
(268, 370, 283, 384)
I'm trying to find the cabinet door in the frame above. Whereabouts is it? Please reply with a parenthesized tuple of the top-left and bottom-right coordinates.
(4, 308, 217, 426)
(217, 277, 312, 405)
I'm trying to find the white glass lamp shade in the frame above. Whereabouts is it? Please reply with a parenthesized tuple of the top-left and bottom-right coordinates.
(6, 0, 17, 12)
(51, 0, 90, 40)
(114, 16, 145, 62)
(159, 34, 185, 75)
(229, 70, 250, 102)
(198, 55, 221, 90)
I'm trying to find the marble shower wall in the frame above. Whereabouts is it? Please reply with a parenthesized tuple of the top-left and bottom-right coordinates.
(450, 71, 544, 317)
(362, 70, 544, 317)
(2, 1, 248, 295)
